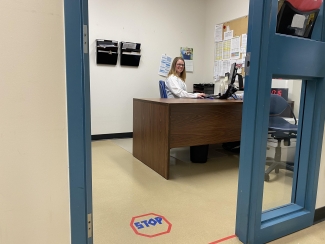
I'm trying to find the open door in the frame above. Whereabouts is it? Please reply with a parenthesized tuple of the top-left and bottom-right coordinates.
(236, 0, 325, 243)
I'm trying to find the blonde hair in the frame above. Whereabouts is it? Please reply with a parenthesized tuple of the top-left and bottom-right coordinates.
(167, 57, 186, 81)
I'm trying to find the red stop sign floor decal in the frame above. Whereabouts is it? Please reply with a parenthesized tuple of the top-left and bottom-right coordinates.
(130, 213, 172, 238)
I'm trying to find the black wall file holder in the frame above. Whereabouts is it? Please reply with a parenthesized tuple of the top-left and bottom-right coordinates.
(96, 39, 118, 65)
(120, 42, 141, 66)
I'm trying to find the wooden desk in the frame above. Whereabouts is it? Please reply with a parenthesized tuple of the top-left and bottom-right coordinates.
(133, 98, 243, 179)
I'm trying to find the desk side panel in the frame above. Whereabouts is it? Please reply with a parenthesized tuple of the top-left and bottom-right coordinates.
(133, 99, 170, 178)
(170, 103, 242, 148)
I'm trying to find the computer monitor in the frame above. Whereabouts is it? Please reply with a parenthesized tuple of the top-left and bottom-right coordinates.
(229, 62, 237, 84)
(218, 62, 238, 99)
(229, 62, 244, 91)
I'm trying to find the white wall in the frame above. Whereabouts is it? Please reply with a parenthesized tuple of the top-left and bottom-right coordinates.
(89, 0, 208, 135)
(0, 1, 70, 244)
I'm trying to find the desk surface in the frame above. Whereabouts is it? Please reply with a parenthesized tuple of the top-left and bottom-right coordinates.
(133, 98, 243, 179)
(134, 98, 243, 105)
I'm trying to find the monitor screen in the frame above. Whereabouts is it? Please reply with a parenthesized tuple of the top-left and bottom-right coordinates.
(229, 62, 237, 84)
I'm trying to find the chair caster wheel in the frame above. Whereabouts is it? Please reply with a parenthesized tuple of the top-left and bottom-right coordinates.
(275, 167, 279, 173)
(264, 174, 270, 182)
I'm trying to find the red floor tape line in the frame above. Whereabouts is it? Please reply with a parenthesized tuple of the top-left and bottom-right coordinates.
(209, 234, 237, 244)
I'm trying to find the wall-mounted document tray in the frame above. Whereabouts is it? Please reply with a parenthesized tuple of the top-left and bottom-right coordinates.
(120, 42, 141, 67)
(96, 39, 118, 65)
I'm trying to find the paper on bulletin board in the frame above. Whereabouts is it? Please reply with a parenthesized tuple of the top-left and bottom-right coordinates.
(241, 34, 247, 49)
(242, 56, 246, 68)
(215, 24, 223, 42)
(214, 63, 218, 79)
(231, 36, 240, 59)
(158, 54, 172, 77)
(224, 30, 233, 40)
(215, 42, 223, 61)
(222, 60, 231, 75)
(222, 40, 231, 60)
(214, 60, 223, 79)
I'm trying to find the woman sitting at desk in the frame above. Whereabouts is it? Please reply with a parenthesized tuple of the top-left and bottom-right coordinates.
(165, 57, 205, 99)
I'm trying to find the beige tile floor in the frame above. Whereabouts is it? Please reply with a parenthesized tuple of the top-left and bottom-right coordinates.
(92, 139, 325, 244)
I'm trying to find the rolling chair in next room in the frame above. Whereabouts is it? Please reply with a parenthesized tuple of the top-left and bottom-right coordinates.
(264, 94, 298, 182)
(159, 80, 168, 98)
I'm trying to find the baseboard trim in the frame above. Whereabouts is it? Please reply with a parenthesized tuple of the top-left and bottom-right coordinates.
(91, 132, 133, 141)
(314, 206, 325, 224)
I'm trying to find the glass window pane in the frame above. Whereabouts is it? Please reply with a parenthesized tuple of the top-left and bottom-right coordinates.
(262, 79, 302, 211)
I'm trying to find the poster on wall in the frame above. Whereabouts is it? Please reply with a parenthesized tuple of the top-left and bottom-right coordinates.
(180, 47, 194, 72)
(158, 54, 172, 77)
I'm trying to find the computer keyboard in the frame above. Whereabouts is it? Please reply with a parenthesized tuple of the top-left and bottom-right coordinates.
(204, 94, 219, 99)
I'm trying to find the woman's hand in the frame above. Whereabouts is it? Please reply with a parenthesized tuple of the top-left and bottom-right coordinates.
(196, 93, 205, 99)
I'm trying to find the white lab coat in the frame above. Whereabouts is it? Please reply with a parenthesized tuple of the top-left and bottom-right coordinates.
(165, 75, 198, 98)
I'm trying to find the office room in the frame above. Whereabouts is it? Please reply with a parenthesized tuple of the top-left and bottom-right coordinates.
(1, 0, 325, 244)
(88, 0, 325, 243)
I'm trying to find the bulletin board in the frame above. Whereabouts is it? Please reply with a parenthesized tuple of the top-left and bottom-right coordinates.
(214, 15, 249, 79)
(222, 15, 248, 40)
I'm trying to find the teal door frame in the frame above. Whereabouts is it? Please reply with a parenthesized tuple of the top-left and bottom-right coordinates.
(236, 0, 325, 243)
(64, 0, 92, 244)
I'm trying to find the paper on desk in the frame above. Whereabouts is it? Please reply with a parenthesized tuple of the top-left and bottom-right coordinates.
(158, 54, 172, 77)
(215, 24, 223, 42)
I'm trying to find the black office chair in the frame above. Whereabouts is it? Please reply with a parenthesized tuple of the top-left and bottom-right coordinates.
(159, 80, 168, 98)
(264, 94, 298, 182)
